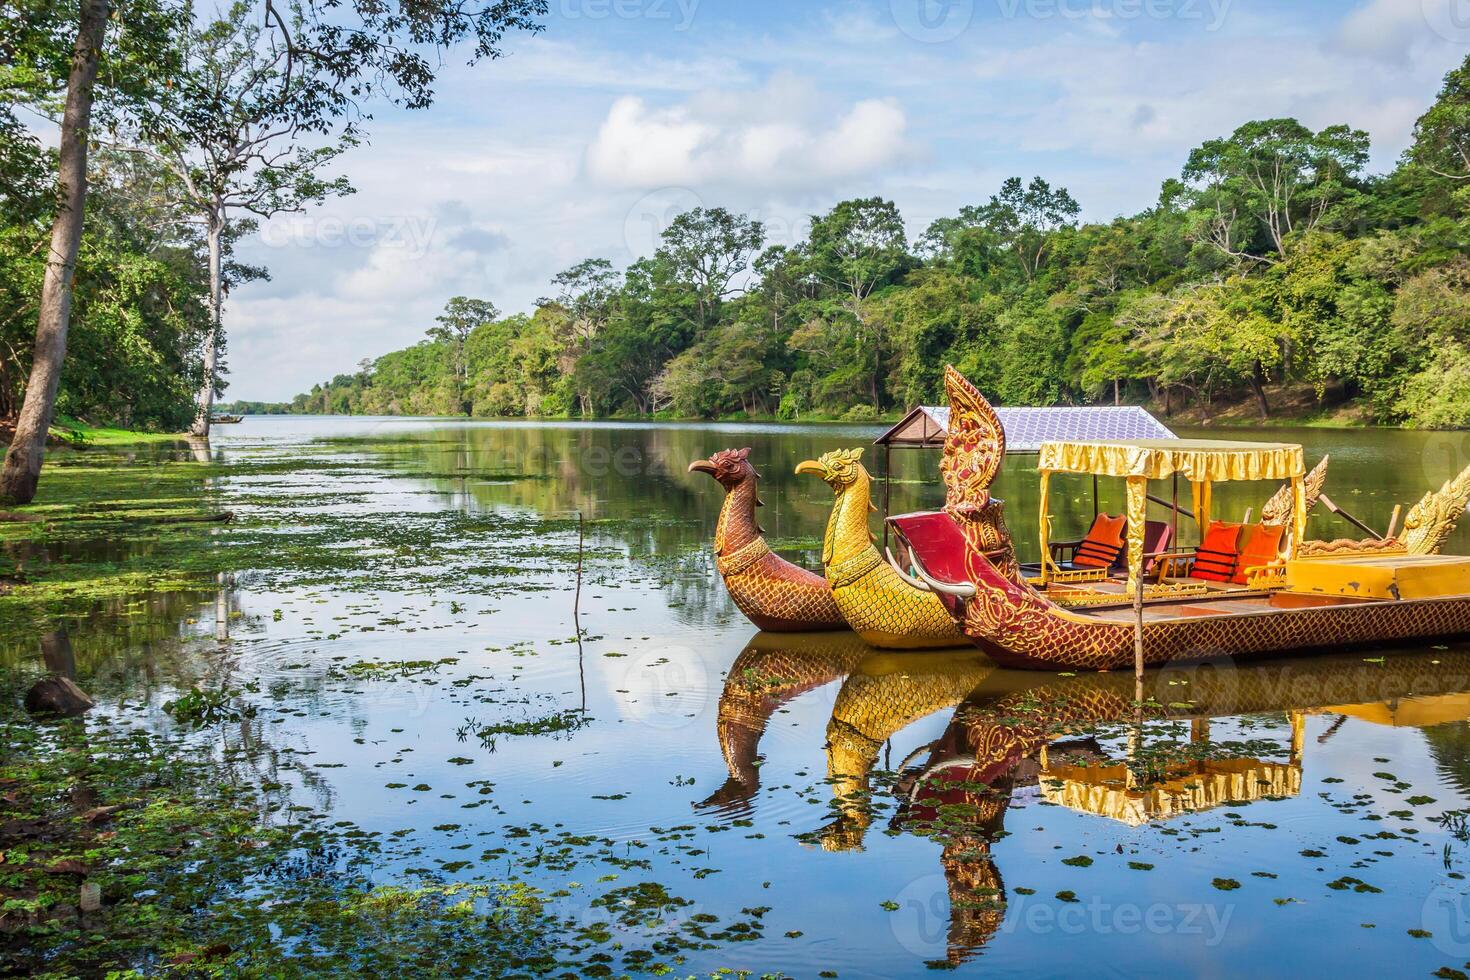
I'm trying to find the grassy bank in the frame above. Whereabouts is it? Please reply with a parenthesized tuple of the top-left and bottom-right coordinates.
(49, 417, 190, 447)
(0, 416, 189, 450)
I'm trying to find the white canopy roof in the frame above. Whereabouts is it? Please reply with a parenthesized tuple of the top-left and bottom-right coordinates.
(875, 405, 1176, 453)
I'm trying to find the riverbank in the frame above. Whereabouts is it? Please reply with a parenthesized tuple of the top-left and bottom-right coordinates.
(227, 385, 1405, 431)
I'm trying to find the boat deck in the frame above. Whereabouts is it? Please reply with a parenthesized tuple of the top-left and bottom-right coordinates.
(1044, 576, 1381, 624)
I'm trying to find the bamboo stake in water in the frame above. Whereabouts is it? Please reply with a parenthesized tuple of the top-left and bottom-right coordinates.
(574, 510, 585, 712)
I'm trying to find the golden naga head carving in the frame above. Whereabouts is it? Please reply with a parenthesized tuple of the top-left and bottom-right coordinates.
(688, 447, 758, 490)
(940, 366, 1005, 513)
(795, 447, 867, 491)
(1403, 462, 1470, 555)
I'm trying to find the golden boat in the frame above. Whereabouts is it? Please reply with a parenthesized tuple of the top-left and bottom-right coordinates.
(796, 448, 965, 649)
(689, 448, 845, 632)
(887, 367, 1470, 671)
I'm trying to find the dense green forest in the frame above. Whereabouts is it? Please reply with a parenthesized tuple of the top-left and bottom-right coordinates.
(286, 60, 1470, 428)
(0, 144, 215, 431)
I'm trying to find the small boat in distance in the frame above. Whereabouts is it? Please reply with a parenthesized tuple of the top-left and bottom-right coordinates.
(888, 366, 1470, 671)
(210, 414, 243, 424)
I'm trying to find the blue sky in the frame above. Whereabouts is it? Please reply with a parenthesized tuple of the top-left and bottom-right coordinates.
(229, 0, 1470, 401)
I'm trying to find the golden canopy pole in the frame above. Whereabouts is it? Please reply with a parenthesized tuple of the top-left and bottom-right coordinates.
(1127, 475, 1148, 682)
(1171, 473, 1180, 550)
(1290, 474, 1307, 557)
(1192, 479, 1213, 541)
(1038, 469, 1052, 584)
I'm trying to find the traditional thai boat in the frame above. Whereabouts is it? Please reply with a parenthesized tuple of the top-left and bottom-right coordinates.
(795, 448, 966, 649)
(887, 366, 1470, 671)
(689, 448, 846, 632)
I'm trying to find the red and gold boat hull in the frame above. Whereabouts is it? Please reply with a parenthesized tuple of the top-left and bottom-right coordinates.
(943, 544, 1470, 671)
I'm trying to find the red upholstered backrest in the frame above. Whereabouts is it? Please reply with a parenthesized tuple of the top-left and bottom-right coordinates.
(1142, 521, 1173, 573)
(1232, 523, 1286, 584)
(1073, 513, 1126, 568)
(889, 511, 972, 584)
(1194, 521, 1243, 582)
(1142, 520, 1173, 555)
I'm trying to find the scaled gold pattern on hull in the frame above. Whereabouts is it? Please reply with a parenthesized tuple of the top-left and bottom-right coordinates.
(690, 448, 845, 632)
(960, 554, 1470, 670)
(822, 651, 995, 851)
(798, 448, 965, 648)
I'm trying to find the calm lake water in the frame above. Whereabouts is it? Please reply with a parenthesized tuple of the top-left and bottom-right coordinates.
(13, 415, 1470, 977)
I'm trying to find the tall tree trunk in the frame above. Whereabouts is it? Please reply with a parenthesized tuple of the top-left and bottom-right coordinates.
(1113, 378, 1120, 406)
(0, 0, 109, 504)
(191, 215, 224, 437)
(1249, 359, 1270, 420)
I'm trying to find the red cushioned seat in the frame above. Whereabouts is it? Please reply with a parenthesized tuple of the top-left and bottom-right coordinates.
(889, 511, 972, 586)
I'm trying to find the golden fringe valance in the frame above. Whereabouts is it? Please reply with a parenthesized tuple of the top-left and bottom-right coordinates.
(1040, 760, 1302, 826)
(1037, 439, 1305, 483)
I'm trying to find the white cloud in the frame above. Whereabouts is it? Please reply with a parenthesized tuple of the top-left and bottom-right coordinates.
(585, 83, 912, 189)
(822, 1, 901, 44)
(1337, 0, 1446, 62)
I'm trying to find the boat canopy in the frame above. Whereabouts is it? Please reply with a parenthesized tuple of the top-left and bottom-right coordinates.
(1036, 438, 1304, 483)
(1034, 438, 1309, 591)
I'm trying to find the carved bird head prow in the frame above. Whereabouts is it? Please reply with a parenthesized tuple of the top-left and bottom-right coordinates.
(795, 448, 867, 493)
(689, 447, 759, 490)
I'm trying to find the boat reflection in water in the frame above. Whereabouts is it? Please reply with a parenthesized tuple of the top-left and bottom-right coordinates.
(697, 631, 872, 814)
(704, 633, 1470, 966)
